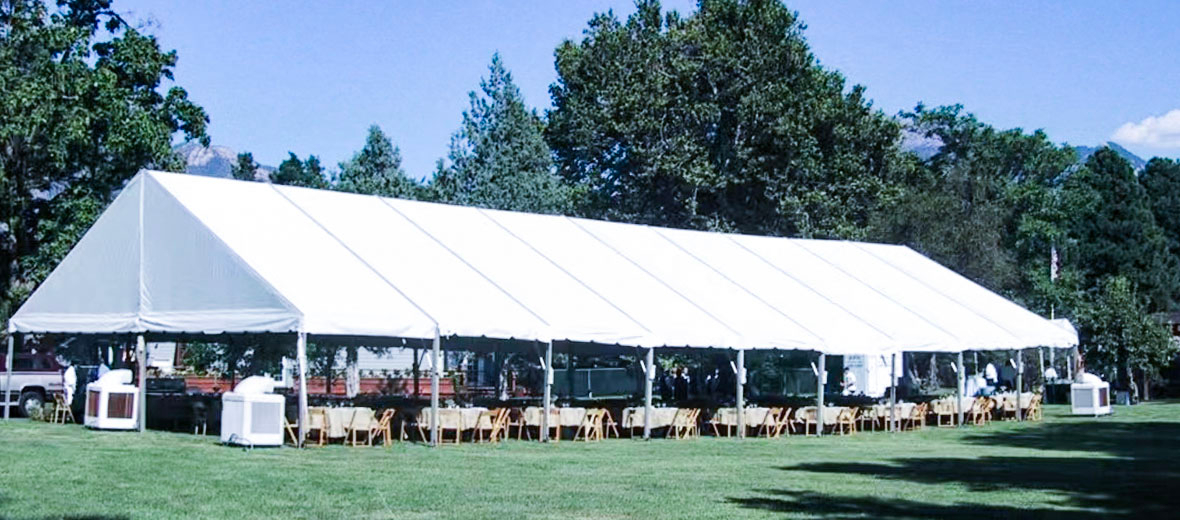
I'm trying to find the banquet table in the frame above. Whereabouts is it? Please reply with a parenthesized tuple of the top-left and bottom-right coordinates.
(523, 406, 587, 428)
(620, 407, 680, 429)
(416, 407, 488, 431)
(309, 406, 376, 439)
(712, 407, 775, 429)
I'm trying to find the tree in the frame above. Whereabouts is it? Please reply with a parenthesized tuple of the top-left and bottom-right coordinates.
(1063, 148, 1179, 311)
(1139, 157, 1180, 261)
(271, 152, 329, 189)
(336, 125, 420, 198)
(1, 0, 208, 324)
(1075, 276, 1176, 393)
(231, 152, 260, 181)
(873, 104, 1077, 309)
(430, 54, 571, 213)
(546, 0, 901, 236)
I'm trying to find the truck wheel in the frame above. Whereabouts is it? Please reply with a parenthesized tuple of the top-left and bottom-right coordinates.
(18, 391, 45, 418)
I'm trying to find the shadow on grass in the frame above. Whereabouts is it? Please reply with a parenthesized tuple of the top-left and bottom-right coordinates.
(732, 420, 1180, 518)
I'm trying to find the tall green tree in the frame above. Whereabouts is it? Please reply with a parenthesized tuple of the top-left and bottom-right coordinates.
(271, 152, 328, 189)
(1139, 157, 1180, 262)
(336, 125, 420, 198)
(430, 54, 571, 213)
(547, 0, 901, 236)
(1075, 276, 1176, 392)
(874, 104, 1077, 309)
(231, 152, 260, 181)
(1063, 147, 1179, 311)
(1, 0, 208, 322)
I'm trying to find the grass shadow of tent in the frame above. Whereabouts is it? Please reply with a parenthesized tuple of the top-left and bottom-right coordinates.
(730, 419, 1180, 518)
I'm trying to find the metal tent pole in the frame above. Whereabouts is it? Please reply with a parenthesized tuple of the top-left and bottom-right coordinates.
(889, 353, 897, 432)
(643, 347, 654, 440)
(296, 332, 309, 447)
(430, 329, 441, 446)
(137, 334, 147, 432)
(736, 348, 745, 439)
(4, 328, 13, 420)
(816, 352, 825, 437)
(956, 351, 965, 426)
(1015, 349, 1024, 422)
(1038, 348, 1045, 385)
(542, 340, 553, 442)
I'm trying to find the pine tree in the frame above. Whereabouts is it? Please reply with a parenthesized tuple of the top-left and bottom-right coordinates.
(271, 152, 329, 189)
(430, 54, 570, 213)
(337, 125, 420, 198)
(231, 152, 260, 181)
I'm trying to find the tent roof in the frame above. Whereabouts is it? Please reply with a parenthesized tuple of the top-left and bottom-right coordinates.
(9, 170, 1077, 353)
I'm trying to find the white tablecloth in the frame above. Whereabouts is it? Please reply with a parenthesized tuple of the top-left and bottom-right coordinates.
(416, 407, 488, 430)
(523, 406, 587, 427)
(712, 407, 775, 428)
(310, 407, 377, 438)
(620, 407, 679, 429)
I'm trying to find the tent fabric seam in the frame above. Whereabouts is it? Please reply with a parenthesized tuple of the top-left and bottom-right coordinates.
(654, 228, 827, 348)
(790, 240, 964, 344)
(852, 243, 1025, 341)
(375, 197, 551, 330)
(266, 182, 440, 329)
(476, 208, 654, 336)
(725, 236, 896, 341)
(564, 216, 742, 338)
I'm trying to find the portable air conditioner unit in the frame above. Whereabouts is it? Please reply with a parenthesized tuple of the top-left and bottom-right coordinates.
(220, 376, 285, 446)
(84, 369, 139, 430)
(1071, 372, 1111, 416)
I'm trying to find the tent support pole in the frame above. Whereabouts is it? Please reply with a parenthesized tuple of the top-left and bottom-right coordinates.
(889, 353, 897, 432)
(430, 330, 441, 446)
(4, 329, 13, 420)
(1016, 349, 1023, 422)
(956, 351, 965, 427)
(137, 334, 146, 432)
(816, 352, 825, 437)
(296, 332, 308, 447)
(1038, 348, 1045, 386)
(643, 347, 653, 440)
(542, 340, 553, 442)
(736, 348, 745, 439)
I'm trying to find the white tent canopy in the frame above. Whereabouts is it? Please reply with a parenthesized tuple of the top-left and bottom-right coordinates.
(10, 170, 1076, 354)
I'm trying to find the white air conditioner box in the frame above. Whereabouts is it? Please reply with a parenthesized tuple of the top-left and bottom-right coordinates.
(1071, 372, 1111, 416)
(84, 369, 139, 430)
(220, 376, 285, 446)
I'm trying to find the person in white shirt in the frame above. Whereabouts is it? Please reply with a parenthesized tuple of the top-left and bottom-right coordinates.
(842, 367, 857, 396)
(984, 363, 998, 385)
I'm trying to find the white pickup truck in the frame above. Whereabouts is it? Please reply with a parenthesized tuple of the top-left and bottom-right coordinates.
(1, 353, 64, 417)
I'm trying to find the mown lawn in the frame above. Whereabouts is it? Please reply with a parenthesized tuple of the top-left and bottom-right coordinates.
(1, 403, 1177, 519)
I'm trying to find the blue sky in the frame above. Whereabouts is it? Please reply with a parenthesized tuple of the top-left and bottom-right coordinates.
(117, 1, 1180, 178)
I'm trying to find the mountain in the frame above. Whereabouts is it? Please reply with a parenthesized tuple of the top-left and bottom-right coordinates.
(173, 142, 274, 180)
(1074, 141, 1148, 171)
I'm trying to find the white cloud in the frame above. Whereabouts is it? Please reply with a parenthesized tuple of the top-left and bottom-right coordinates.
(1112, 109, 1180, 148)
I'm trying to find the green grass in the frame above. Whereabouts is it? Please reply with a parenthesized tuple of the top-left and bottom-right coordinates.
(1, 403, 1178, 519)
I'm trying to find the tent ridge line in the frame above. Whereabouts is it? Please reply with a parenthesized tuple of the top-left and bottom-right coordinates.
(373, 198, 551, 332)
(563, 216, 742, 339)
(265, 183, 440, 329)
(143, 172, 305, 331)
(853, 243, 1026, 342)
(791, 240, 964, 344)
(474, 208, 654, 335)
(725, 236, 897, 342)
(654, 228, 827, 347)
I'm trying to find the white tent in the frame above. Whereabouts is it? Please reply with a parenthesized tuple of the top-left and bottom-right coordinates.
(6, 170, 1077, 438)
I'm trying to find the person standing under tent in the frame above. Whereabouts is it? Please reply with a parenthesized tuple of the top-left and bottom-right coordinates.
(841, 367, 857, 396)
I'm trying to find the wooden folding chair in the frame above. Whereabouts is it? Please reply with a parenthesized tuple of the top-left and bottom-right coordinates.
(855, 406, 880, 432)
(933, 399, 955, 427)
(757, 407, 782, 438)
(283, 416, 300, 446)
(1025, 394, 1043, 421)
(773, 407, 796, 437)
(51, 393, 75, 424)
(834, 408, 856, 435)
(476, 408, 510, 443)
(505, 408, 527, 440)
(368, 409, 395, 447)
(601, 409, 621, 438)
(575, 409, 606, 442)
(666, 408, 698, 439)
(306, 408, 329, 446)
(903, 403, 928, 430)
(795, 406, 818, 436)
